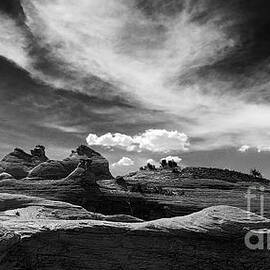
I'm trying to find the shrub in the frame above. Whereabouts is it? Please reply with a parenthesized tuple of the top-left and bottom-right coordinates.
(168, 160, 178, 168)
(161, 159, 167, 168)
(250, 168, 263, 179)
(147, 163, 156, 170)
(130, 183, 146, 193)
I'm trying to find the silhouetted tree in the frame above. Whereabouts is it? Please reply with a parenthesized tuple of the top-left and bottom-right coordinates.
(168, 160, 177, 168)
(161, 159, 167, 168)
(250, 168, 263, 178)
(147, 163, 156, 170)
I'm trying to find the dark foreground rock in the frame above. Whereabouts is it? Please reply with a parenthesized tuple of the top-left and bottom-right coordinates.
(0, 200, 270, 270)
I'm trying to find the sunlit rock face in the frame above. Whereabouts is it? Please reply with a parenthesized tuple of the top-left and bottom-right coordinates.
(0, 201, 270, 270)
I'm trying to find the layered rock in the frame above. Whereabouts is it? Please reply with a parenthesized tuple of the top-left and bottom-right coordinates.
(179, 166, 270, 183)
(1, 167, 270, 221)
(0, 146, 48, 179)
(0, 172, 13, 180)
(0, 193, 143, 223)
(0, 145, 270, 269)
(0, 203, 270, 269)
(1, 146, 270, 221)
(28, 145, 112, 180)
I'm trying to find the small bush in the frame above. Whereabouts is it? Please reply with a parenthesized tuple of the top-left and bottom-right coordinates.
(168, 160, 178, 168)
(147, 163, 156, 170)
(161, 159, 167, 168)
(130, 183, 146, 193)
(172, 168, 179, 173)
(250, 168, 263, 178)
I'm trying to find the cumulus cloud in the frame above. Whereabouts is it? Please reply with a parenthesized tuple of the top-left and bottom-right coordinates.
(112, 157, 134, 167)
(160, 156, 182, 164)
(147, 159, 156, 164)
(86, 129, 189, 153)
(146, 159, 160, 167)
(257, 146, 270, 153)
(238, 145, 251, 153)
(238, 145, 270, 153)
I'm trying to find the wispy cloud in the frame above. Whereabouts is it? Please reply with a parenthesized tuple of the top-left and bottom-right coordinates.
(0, 11, 29, 68)
(1, 0, 270, 152)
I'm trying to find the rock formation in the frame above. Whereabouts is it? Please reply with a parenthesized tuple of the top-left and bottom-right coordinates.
(27, 145, 112, 180)
(0, 146, 48, 179)
(1, 146, 270, 221)
(0, 198, 269, 269)
(0, 145, 270, 268)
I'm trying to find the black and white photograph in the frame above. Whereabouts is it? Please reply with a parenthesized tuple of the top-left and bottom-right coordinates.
(0, 0, 270, 269)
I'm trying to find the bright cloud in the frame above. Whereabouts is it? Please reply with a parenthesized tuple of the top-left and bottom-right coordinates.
(257, 146, 270, 153)
(160, 156, 182, 164)
(147, 159, 156, 164)
(112, 157, 134, 167)
(0, 12, 29, 68)
(2, 1, 270, 151)
(86, 129, 189, 153)
(146, 159, 160, 167)
(238, 145, 251, 153)
(238, 145, 270, 153)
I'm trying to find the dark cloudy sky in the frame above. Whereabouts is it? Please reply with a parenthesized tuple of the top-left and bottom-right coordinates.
(1, 0, 270, 177)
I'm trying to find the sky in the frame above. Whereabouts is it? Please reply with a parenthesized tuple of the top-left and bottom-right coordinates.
(1, 0, 270, 177)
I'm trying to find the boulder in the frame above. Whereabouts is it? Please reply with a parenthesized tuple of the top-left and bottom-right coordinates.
(0, 146, 48, 179)
(27, 145, 112, 180)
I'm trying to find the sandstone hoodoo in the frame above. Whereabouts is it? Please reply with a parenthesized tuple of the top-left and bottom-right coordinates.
(27, 145, 112, 180)
(0, 145, 48, 179)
